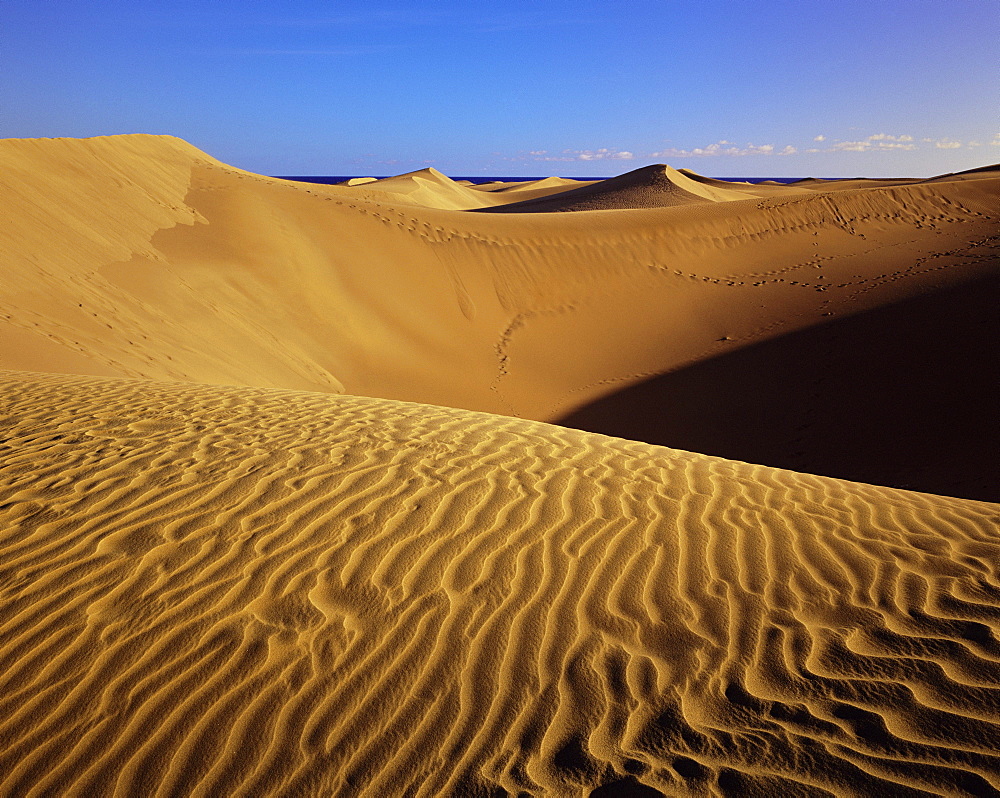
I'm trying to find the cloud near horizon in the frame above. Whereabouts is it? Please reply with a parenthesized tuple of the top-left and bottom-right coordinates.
(518, 131, 992, 166)
(828, 134, 918, 152)
(528, 148, 635, 162)
(651, 141, 777, 158)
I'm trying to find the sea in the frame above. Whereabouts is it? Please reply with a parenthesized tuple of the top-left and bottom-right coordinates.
(272, 175, 808, 185)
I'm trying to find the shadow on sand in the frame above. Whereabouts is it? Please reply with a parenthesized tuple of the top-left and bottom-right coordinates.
(558, 273, 1000, 502)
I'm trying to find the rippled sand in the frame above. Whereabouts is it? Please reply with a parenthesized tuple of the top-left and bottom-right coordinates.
(2, 371, 999, 796)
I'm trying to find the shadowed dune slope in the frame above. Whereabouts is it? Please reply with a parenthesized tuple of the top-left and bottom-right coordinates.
(3, 135, 998, 430)
(676, 169, 756, 188)
(2, 370, 1000, 796)
(476, 164, 769, 213)
(560, 271, 1000, 502)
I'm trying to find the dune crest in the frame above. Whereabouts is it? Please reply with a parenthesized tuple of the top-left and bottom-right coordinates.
(1, 370, 999, 796)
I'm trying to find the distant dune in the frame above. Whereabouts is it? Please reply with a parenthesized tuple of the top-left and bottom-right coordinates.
(344, 167, 509, 210)
(1, 135, 999, 795)
(477, 164, 766, 212)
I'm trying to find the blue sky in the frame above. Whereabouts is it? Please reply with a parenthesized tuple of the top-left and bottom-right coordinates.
(3, 0, 998, 176)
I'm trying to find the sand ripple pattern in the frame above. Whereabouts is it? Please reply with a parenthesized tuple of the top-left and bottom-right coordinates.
(1, 372, 999, 796)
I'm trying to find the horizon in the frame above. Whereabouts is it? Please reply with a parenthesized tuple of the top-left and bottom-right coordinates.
(3, 0, 998, 177)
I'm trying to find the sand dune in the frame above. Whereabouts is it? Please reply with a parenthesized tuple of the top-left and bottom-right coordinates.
(482, 176, 585, 193)
(477, 164, 773, 212)
(2, 135, 1000, 795)
(344, 167, 510, 210)
(2, 370, 999, 796)
(352, 171, 593, 210)
(470, 176, 601, 203)
(925, 163, 1000, 183)
(2, 135, 997, 430)
(676, 169, 756, 188)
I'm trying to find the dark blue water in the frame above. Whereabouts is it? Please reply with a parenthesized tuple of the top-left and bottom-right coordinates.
(273, 175, 810, 185)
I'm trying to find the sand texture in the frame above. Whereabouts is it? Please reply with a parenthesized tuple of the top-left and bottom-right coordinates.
(2, 370, 1000, 796)
(2, 135, 1000, 795)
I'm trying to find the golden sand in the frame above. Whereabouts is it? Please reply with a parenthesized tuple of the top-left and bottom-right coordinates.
(1, 135, 998, 795)
(3, 136, 997, 420)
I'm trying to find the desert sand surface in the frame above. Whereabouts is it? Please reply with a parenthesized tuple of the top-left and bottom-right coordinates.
(1, 134, 999, 795)
(3, 370, 1000, 797)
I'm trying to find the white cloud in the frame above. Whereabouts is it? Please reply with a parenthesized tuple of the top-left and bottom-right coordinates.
(830, 141, 871, 152)
(868, 133, 914, 142)
(813, 135, 826, 142)
(574, 148, 634, 161)
(830, 137, 916, 152)
(779, 145, 797, 155)
(651, 141, 776, 157)
(808, 131, 1000, 154)
(527, 148, 634, 162)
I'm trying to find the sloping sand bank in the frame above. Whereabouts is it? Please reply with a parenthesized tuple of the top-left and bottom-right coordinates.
(2, 370, 999, 796)
(2, 136, 997, 428)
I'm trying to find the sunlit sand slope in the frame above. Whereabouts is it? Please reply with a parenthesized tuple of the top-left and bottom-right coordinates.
(340, 168, 513, 210)
(2, 135, 998, 424)
(2, 370, 999, 796)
